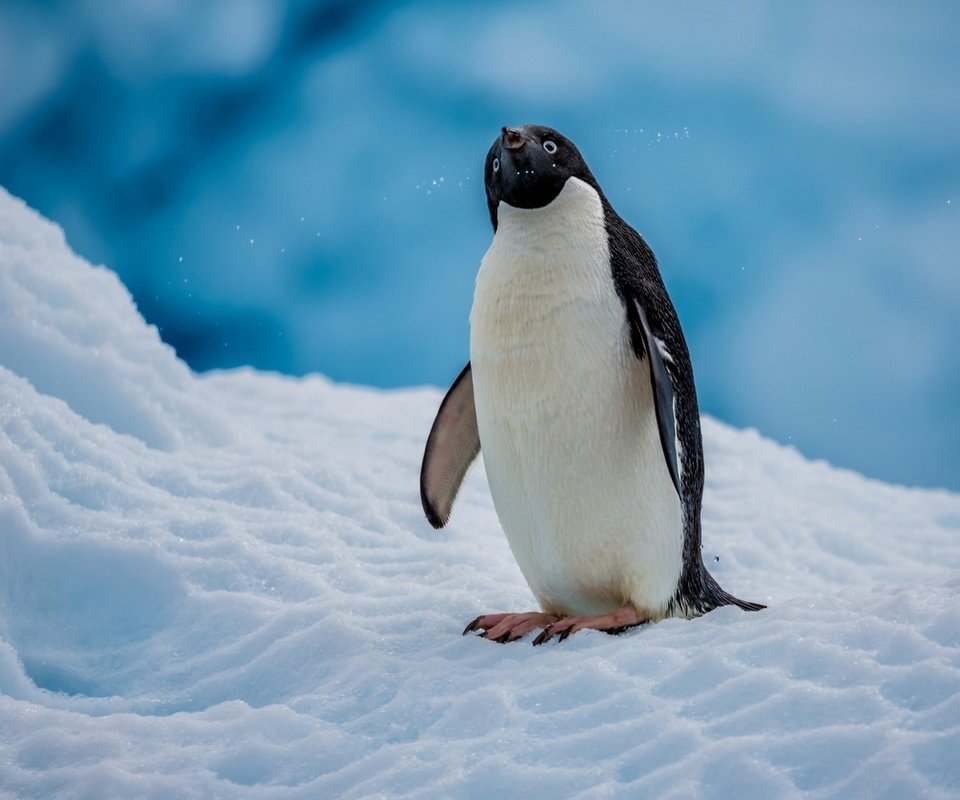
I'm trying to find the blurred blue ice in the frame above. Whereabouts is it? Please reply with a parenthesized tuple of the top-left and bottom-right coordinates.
(1, 0, 957, 489)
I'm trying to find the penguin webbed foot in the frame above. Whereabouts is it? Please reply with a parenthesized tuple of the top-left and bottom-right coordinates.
(531, 605, 645, 646)
(463, 612, 560, 643)
(464, 606, 646, 645)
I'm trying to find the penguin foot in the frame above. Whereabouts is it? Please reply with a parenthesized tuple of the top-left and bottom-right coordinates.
(532, 605, 644, 646)
(463, 612, 560, 643)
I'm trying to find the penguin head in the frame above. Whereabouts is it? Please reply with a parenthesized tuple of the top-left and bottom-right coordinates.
(484, 124, 599, 229)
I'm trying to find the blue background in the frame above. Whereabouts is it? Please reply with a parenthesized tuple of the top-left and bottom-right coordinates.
(1, 1, 958, 489)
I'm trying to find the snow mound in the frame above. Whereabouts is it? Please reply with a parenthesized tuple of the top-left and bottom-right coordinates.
(0, 189, 231, 450)
(1, 186, 958, 798)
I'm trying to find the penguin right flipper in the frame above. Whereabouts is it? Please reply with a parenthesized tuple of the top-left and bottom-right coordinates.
(420, 363, 480, 528)
(627, 296, 682, 500)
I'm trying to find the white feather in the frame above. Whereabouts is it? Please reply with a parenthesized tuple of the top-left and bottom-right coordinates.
(470, 178, 683, 619)
(655, 336, 674, 364)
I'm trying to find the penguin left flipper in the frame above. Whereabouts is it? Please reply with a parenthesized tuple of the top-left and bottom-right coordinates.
(626, 296, 681, 499)
(420, 363, 480, 528)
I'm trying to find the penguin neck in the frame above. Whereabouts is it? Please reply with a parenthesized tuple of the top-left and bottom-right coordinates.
(494, 177, 606, 251)
(481, 178, 610, 305)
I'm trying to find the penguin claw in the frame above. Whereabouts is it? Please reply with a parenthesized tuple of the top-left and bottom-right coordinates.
(532, 623, 572, 646)
(531, 627, 553, 647)
(462, 616, 484, 636)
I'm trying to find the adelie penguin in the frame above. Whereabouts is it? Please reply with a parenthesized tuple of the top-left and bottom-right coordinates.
(421, 124, 764, 644)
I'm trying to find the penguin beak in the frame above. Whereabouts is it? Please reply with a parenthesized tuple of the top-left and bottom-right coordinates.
(502, 127, 525, 150)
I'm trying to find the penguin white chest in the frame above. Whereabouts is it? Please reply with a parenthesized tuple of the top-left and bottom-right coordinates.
(469, 178, 683, 618)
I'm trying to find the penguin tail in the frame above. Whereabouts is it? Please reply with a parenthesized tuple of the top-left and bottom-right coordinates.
(703, 571, 766, 612)
(720, 593, 766, 612)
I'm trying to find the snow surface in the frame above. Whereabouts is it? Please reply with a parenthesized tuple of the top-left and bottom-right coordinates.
(1, 186, 959, 798)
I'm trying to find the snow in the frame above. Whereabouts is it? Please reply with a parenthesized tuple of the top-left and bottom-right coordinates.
(1, 186, 959, 798)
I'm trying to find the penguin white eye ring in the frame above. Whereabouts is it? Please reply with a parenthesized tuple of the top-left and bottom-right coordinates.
(421, 123, 765, 645)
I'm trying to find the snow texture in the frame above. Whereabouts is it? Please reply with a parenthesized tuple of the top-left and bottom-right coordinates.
(1, 186, 959, 798)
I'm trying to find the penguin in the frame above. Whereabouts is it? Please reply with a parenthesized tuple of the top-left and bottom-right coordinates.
(421, 124, 763, 645)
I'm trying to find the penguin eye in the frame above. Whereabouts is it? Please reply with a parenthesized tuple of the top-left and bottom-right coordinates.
(493, 157, 500, 173)
(543, 140, 558, 154)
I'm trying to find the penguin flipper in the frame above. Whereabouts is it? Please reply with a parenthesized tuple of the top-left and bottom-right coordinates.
(628, 297, 682, 499)
(420, 363, 481, 528)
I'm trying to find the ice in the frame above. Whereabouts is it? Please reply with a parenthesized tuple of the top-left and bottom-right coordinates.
(0, 186, 958, 797)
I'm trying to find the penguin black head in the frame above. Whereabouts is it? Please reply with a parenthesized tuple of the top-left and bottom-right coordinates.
(484, 124, 600, 230)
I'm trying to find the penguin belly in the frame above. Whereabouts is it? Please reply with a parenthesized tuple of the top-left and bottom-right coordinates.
(470, 178, 684, 619)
